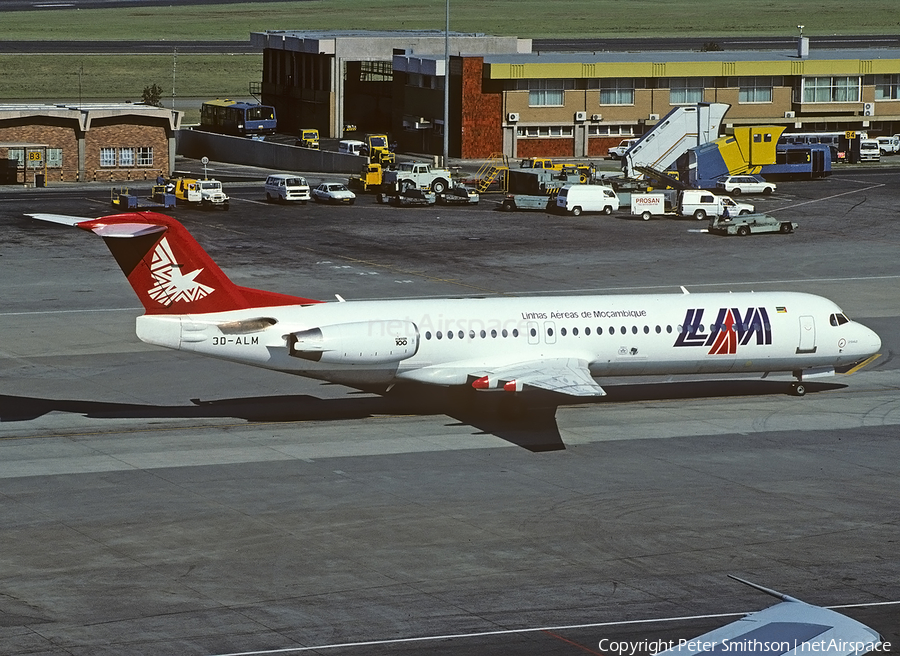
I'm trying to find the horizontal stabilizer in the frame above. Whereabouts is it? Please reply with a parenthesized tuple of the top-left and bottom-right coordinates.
(27, 213, 94, 226)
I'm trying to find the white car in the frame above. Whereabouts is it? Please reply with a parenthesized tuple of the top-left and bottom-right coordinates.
(608, 138, 639, 159)
(312, 182, 356, 205)
(716, 175, 776, 196)
(265, 174, 310, 203)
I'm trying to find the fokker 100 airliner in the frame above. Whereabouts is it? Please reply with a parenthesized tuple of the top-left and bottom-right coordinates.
(31, 212, 881, 401)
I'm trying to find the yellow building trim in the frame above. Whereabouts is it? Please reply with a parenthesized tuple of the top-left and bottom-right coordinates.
(486, 57, 900, 80)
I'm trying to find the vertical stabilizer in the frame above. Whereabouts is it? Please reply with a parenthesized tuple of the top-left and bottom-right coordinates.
(75, 212, 320, 314)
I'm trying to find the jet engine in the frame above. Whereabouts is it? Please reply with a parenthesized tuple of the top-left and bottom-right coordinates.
(287, 320, 419, 364)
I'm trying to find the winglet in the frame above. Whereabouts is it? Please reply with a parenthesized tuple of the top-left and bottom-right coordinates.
(728, 574, 804, 603)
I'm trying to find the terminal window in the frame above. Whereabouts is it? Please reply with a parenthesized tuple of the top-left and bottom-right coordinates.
(801, 76, 861, 103)
(875, 74, 900, 100)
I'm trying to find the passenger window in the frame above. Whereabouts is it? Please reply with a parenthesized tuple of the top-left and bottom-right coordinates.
(425, 331, 432, 340)
(561, 327, 567, 336)
(512, 329, 519, 337)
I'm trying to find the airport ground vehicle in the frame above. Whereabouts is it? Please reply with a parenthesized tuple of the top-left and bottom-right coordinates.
(348, 163, 385, 191)
(365, 134, 395, 165)
(377, 188, 436, 206)
(168, 178, 230, 210)
(608, 138, 638, 158)
(437, 186, 480, 205)
(716, 174, 776, 195)
(679, 189, 753, 220)
(877, 135, 899, 154)
(707, 213, 797, 236)
(859, 138, 881, 162)
(296, 129, 320, 149)
(556, 184, 620, 216)
(312, 182, 356, 204)
(110, 186, 176, 210)
(199, 100, 277, 137)
(630, 192, 678, 220)
(382, 161, 453, 194)
(265, 174, 310, 203)
(338, 140, 366, 157)
(499, 167, 574, 212)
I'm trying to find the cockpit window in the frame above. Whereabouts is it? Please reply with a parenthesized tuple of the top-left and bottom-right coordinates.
(829, 313, 850, 326)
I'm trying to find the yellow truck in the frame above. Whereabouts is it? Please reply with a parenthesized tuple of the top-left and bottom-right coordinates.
(296, 128, 320, 149)
(348, 162, 385, 191)
(365, 134, 395, 165)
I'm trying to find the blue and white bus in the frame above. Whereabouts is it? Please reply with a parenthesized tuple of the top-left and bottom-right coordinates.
(199, 100, 277, 137)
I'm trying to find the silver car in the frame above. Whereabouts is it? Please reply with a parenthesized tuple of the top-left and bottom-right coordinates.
(312, 182, 356, 205)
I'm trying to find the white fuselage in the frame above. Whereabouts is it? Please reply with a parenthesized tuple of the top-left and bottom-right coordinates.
(135, 291, 881, 390)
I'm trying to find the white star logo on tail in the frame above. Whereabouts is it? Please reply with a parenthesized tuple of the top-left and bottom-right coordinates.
(146, 237, 215, 306)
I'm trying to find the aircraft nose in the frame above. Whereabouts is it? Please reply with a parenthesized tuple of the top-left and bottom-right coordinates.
(866, 325, 882, 354)
(857, 322, 882, 356)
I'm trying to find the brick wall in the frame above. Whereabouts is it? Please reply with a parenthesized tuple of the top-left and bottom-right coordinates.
(516, 138, 574, 158)
(460, 57, 502, 158)
(85, 117, 169, 182)
(589, 137, 621, 158)
(0, 114, 170, 184)
(0, 117, 79, 183)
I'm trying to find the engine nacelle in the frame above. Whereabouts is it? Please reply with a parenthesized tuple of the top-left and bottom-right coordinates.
(287, 320, 419, 365)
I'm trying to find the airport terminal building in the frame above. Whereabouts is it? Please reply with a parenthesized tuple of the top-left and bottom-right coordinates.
(0, 104, 180, 185)
(255, 30, 900, 159)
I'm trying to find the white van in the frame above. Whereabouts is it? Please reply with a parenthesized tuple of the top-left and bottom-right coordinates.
(338, 140, 366, 157)
(556, 185, 620, 216)
(859, 139, 881, 162)
(678, 189, 754, 220)
(265, 174, 310, 203)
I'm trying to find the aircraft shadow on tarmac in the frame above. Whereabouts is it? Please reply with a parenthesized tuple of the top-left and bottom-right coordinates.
(0, 379, 846, 452)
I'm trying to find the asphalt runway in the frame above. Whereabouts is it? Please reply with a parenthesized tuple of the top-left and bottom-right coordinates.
(1, 166, 899, 654)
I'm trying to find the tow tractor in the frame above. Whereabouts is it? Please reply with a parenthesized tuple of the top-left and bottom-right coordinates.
(707, 213, 797, 236)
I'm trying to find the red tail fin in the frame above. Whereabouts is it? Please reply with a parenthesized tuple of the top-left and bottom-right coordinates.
(78, 212, 320, 314)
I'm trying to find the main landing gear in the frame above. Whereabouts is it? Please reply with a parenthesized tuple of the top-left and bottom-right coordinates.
(790, 370, 806, 396)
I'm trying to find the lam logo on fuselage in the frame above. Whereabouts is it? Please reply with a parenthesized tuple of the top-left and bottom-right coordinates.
(674, 307, 772, 355)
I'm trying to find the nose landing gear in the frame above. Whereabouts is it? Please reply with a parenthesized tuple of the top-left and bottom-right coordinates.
(790, 370, 806, 396)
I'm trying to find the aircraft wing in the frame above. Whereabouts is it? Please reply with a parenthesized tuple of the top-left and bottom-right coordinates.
(473, 358, 606, 397)
(657, 582, 882, 656)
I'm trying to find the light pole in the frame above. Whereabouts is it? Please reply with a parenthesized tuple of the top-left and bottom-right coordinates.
(443, 0, 449, 166)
